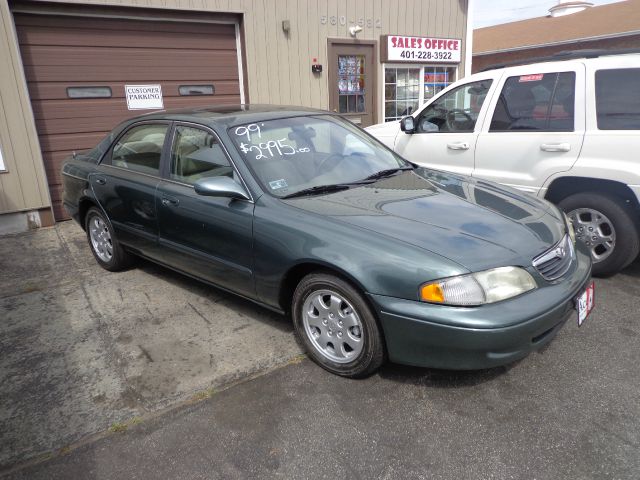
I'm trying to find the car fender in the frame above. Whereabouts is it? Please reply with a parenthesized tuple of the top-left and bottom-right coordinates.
(251, 196, 468, 310)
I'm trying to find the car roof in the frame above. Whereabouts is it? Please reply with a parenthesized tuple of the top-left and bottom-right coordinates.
(126, 104, 331, 129)
(479, 49, 640, 73)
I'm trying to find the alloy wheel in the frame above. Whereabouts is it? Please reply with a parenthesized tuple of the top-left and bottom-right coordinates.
(89, 216, 113, 263)
(568, 207, 616, 263)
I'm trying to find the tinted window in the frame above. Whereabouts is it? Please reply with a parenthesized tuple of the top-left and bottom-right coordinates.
(170, 126, 232, 184)
(490, 72, 575, 132)
(596, 68, 640, 130)
(110, 124, 168, 175)
(417, 80, 492, 133)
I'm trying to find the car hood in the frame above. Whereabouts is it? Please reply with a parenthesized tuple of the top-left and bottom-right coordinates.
(283, 169, 565, 272)
(365, 121, 401, 149)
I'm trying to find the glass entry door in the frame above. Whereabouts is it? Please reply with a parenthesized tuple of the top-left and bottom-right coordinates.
(329, 41, 376, 127)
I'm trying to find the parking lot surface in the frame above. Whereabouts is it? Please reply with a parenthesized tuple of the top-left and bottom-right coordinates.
(1, 223, 640, 478)
(0, 222, 302, 469)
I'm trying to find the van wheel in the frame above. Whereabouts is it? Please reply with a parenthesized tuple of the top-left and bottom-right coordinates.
(558, 193, 639, 276)
(292, 273, 385, 378)
(85, 207, 134, 271)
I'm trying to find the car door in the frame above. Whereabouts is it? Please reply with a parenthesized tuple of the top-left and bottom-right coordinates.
(91, 121, 170, 256)
(473, 63, 586, 195)
(394, 77, 495, 176)
(156, 123, 255, 298)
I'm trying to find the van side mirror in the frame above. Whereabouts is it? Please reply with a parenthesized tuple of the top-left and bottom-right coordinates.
(400, 116, 415, 134)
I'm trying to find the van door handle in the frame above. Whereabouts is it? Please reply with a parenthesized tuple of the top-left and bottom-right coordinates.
(447, 142, 470, 150)
(94, 176, 107, 185)
(540, 143, 571, 152)
(161, 196, 179, 207)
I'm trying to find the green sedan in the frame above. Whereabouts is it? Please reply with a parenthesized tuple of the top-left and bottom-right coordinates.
(62, 106, 594, 378)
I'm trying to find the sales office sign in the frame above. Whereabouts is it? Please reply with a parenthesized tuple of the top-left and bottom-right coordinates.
(125, 84, 164, 110)
(382, 35, 462, 63)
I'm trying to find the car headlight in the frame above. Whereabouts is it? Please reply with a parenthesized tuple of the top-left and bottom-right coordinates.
(419, 266, 537, 306)
(562, 211, 576, 244)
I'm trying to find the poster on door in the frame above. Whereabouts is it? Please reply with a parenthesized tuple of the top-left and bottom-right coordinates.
(125, 85, 164, 110)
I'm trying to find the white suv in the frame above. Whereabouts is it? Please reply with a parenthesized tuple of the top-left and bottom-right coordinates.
(367, 51, 640, 276)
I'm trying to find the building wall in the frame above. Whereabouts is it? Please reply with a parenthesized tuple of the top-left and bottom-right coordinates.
(473, 34, 640, 73)
(0, 0, 468, 218)
(0, 1, 51, 215)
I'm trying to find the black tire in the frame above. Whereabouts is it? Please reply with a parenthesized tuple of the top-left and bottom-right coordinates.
(558, 193, 640, 277)
(292, 273, 385, 378)
(85, 207, 134, 272)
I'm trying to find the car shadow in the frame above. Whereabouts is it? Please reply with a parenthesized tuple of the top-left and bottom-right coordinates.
(377, 361, 515, 388)
(133, 257, 294, 334)
(619, 258, 640, 278)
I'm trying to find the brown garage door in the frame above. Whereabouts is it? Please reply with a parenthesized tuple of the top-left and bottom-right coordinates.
(15, 13, 242, 220)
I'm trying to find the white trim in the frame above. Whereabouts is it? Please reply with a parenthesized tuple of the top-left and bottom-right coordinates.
(464, 0, 474, 78)
(235, 23, 246, 105)
(0, 144, 6, 172)
(475, 29, 640, 56)
(381, 64, 458, 122)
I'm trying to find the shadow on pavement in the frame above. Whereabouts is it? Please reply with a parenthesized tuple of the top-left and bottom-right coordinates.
(134, 257, 293, 333)
(377, 362, 512, 388)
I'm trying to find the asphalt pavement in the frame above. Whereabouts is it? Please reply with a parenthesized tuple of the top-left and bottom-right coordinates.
(1, 224, 640, 479)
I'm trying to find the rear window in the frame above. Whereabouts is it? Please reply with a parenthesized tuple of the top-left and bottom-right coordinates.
(595, 68, 640, 130)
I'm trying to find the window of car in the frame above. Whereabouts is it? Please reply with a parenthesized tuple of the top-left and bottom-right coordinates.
(415, 79, 492, 133)
(228, 115, 409, 197)
(595, 68, 640, 130)
(170, 125, 233, 184)
(109, 123, 168, 175)
(489, 72, 575, 132)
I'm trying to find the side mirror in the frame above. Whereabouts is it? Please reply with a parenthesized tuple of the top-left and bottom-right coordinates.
(400, 116, 415, 134)
(194, 176, 250, 201)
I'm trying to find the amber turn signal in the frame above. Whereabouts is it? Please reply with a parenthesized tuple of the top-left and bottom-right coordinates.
(420, 283, 445, 303)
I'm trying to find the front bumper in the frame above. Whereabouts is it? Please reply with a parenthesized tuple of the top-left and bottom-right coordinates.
(369, 246, 592, 370)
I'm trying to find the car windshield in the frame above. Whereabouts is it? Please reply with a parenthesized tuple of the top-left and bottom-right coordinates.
(228, 115, 410, 197)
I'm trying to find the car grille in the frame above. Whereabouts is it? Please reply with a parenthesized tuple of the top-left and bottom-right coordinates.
(532, 234, 574, 281)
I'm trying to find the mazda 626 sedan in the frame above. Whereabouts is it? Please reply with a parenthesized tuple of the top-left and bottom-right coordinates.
(62, 105, 594, 378)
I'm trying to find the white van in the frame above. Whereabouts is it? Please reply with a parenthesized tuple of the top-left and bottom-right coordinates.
(366, 51, 640, 276)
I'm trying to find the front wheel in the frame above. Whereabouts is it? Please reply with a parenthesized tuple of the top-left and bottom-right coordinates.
(292, 273, 385, 378)
(558, 193, 639, 277)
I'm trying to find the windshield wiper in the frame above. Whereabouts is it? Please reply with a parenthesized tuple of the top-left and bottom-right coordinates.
(364, 166, 414, 181)
(281, 183, 353, 199)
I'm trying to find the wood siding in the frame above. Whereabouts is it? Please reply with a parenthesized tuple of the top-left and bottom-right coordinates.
(0, 0, 468, 217)
(0, 1, 50, 214)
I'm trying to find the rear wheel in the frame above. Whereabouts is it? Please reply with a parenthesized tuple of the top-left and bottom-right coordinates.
(85, 207, 134, 271)
(292, 273, 385, 378)
(558, 193, 639, 276)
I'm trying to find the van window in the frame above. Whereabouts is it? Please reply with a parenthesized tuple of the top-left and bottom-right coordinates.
(595, 68, 640, 130)
(416, 79, 492, 133)
(490, 72, 575, 132)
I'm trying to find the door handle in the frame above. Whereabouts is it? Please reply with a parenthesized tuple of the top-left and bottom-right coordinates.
(94, 177, 106, 185)
(540, 143, 571, 152)
(447, 142, 470, 150)
(161, 197, 179, 207)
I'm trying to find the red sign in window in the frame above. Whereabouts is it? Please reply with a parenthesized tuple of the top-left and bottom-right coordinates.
(519, 74, 544, 82)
